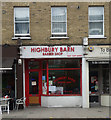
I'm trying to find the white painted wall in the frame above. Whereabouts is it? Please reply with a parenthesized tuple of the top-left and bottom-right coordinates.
(41, 96, 82, 107)
(23, 59, 26, 108)
(101, 95, 111, 107)
(82, 58, 89, 108)
(41, 96, 48, 107)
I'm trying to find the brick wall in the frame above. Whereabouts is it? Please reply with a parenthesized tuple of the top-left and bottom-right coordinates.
(2, 2, 110, 45)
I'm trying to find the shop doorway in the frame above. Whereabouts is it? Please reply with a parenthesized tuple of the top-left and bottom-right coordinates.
(29, 71, 41, 105)
(25, 60, 42, 106)
(89, 62, 100, 107)
(89, 61, 110, 107)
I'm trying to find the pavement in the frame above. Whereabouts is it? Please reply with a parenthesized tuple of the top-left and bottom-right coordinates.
(0, 106, 110, 119)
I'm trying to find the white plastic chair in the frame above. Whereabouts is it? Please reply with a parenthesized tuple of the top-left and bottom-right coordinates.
(0, 100, 9, 114)
(16, 97, 26, 110)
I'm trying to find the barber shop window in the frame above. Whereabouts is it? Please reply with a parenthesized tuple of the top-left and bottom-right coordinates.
(51, 7, 67, 37)
(14, 7, 30, 36)
(42, 59, 81, 96)
(88, 7, 104, 38)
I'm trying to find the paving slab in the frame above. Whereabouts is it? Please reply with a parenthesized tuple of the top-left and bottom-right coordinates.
(1, 106, 110, 119)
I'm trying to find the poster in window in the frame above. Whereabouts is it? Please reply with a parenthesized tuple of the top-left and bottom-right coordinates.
(32, 81, 36, 86)
(91, 76, 97, 83)
(56, 87, 63, 94)
(49, 81, 53, 86)
(42, 76, 46, 83)
(42, 76, 46, 80)
(49, 86, 56, 92)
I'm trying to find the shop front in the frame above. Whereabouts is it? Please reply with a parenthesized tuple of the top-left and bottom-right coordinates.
(21, 46, 84, 107)
(20, 45, 110, 108)
(85, 45, 111, 107)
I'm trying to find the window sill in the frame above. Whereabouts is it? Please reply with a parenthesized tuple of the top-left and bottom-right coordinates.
(88, 36, 107, 39)
(12, 36, 31, 40)
(50, 36, 69, 40)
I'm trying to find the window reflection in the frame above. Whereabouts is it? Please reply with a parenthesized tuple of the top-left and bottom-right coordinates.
(28, 60, 39, 69)
(42, 70, 47, 95)
(14, 7, 29, 35)
(48, 70, 80, 95)
(48, 59, 80, 68)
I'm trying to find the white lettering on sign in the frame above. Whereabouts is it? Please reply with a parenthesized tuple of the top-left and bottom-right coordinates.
(20, 46, 83, 58)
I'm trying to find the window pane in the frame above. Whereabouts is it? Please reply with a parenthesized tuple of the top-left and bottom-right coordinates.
(15, 23, 29, 34)
(102, 64, 109, 94)
(42, 70, 47, 95)
(52, 7, 66, 22)
(15, 8, 29, 21)
(89, 7, 103, 21)
(29, 72, 39, 94)
(89, 22, 103, 35)
(48, 59, 80, 68)
(28, 60, 39, 69)
(51, 7, 67, 34)
(52, 22, 66, 33)
(48, 70, 80, 95)
(42, 60, 47, 69)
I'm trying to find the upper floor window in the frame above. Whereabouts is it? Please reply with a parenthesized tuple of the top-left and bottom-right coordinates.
(14, 7, 30, 36)
(51, 7, 67, 37)
(88, 7, 104, 38)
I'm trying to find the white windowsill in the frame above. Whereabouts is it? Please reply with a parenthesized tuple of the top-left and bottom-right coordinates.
(50, 36, 69, 39)
(12, 36, 31, 40)
(88, 36, 107, 39)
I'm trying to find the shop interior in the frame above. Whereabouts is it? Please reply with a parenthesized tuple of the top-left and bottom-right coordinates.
(2, 70, 15, 97)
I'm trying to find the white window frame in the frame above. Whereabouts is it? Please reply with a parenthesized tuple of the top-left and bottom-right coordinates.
(88, 7, 104, 38)
(14, 7, 30, 37)
(51, 7, 67, 37)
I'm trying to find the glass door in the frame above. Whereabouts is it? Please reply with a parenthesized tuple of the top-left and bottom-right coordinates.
(89, 62, 99, 107)
(29, 71, 40, 104)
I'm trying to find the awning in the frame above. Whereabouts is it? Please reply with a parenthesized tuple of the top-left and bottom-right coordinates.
(0, 58, 14, 70)
(86, 58, 110, 62)
(86, 58, 110, 64)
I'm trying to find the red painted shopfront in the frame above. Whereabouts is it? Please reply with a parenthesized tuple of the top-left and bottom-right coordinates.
(25, 59, 82, 106)
(21, 46, 83, 106)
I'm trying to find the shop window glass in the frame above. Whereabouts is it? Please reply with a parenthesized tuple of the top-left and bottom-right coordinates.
(42, 60, 47, 69)
(89, 75, 98, 94)
(103, 67, 109, 94)
(89, 63, 109, 95)
(29, 72, 39, 94)
(28, 60, 39, 69)
(42, 70, 47, 95)
(48, 59, 80, 68)
(28, 59, 81, 96)
(48, 70, 80, 95)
